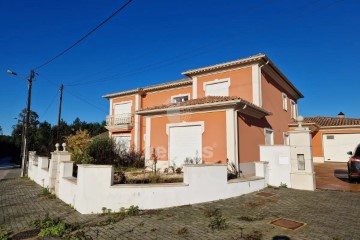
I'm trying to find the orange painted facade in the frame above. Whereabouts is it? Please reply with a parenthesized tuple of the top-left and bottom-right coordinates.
(104, 54, 303, 173)
(150, 111, 227, 163)
(196, 67, 253, 102)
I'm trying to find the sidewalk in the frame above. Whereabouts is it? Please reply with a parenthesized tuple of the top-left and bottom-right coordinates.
(1, 168, 359, 239)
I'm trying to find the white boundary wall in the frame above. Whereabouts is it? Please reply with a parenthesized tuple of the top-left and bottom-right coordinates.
(28, 153, 266, 214)
(259, 145, 292, 187)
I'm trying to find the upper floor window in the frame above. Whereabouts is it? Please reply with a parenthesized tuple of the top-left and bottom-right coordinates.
(290, 100, 297, 119)
(171, 94, 189, 103)
(282, 93, 288, 111)
(204, 78, 230, 97)
(265, 128, 274, 145)
(114, 101, 132, 115)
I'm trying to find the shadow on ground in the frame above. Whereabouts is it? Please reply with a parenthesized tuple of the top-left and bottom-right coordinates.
(334, 169, 360, 184)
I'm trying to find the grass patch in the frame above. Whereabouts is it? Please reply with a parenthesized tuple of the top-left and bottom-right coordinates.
(32, 214, 76, 238)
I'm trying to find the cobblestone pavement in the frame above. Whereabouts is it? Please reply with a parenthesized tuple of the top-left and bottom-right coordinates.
(1, 169, 360, 239)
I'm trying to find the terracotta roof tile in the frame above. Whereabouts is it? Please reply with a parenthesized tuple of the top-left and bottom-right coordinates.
(138, 96, 256, 111)
(303, 116, 360, 127)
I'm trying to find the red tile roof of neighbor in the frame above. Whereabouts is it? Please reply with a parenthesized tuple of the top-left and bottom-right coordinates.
(303, 116, 360, 127)
(137, 96, 269, 113)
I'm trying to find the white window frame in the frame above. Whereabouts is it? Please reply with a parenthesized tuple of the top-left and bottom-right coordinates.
(290, 100, 297, 119)
(283, 132, 290, 145)
(282, 93, 288, 111)
(203, 78, 230, 97)
(171, 93, 190, 103)
(264, 128, 274, 145)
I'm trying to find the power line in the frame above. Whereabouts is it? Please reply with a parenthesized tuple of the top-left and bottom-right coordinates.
(34, 0, 134, 70)
(65, 88, 107, 113)
(63, 0, 343, 88)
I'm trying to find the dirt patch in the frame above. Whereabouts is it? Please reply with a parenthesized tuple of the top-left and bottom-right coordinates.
(270, 218, 305, 230)
(242, 198, 277, 207)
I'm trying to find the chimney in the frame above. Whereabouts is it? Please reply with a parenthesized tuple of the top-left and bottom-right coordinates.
(338, 112, 345, 119)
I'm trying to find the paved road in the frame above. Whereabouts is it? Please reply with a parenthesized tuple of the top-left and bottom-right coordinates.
(1, 168, 360, 239)
(315, 162, 360, 192)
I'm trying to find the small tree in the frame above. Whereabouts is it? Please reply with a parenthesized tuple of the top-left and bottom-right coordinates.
(65, 130, 92, 164)
(151, 148, 158, 174)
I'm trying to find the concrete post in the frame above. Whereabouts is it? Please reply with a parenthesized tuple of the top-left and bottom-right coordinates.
(50, 143, 72, 195)
(289, 116, 316, 191)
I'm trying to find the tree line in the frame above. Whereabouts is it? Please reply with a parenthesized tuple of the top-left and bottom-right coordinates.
(0, 109, 107, 161)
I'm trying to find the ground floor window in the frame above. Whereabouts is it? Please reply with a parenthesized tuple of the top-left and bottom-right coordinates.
(265, 128, 274, 145)
(113, 134, 131, 153)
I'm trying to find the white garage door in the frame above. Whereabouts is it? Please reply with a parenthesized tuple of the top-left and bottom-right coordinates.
(323, 133, 360, 162)
(169, 125, 202, 167)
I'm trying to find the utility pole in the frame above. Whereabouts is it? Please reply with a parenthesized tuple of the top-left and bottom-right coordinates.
(22, 70, 35, 177)
(57, 84, 64, 144)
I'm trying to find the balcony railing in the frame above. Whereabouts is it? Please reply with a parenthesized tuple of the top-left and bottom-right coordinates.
(105, 114, 134, 131)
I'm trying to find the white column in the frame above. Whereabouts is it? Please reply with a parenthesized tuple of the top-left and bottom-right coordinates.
(134, 94, 141, 151)
(145, 117, 151, 160)
(226, 109, 236, 167)
(251, 64, 261, 107)
(192, 77, 197, 99)
(289, 119, 316, 191)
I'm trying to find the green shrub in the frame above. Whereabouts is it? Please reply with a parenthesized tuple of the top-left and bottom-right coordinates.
(208, 215, 227, 230)
(127, 205, 140, 216)
(87, 137, 117, 165)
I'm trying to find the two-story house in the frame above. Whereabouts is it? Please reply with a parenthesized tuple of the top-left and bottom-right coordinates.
(103, 53, 303, 176)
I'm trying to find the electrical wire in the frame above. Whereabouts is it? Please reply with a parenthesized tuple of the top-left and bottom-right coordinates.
(65, 88, 107, 113)
(63, 0, 344, 88)
(34, 0, 134, 70)
(41, 91, 59, 118)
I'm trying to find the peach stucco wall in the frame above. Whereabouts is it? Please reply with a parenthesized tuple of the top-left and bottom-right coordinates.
(196, 67, 253, 101)
(141, 86, 192, 109)
(312, 129, 360, 157)
(150, 111, 227, 164)
(238, 114, 271, 163)
(261, 70, 296, 145)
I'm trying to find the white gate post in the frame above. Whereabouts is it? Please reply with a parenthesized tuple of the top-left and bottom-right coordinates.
(289, 116, 316, 191)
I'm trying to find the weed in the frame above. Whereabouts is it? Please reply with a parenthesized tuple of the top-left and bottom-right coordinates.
(33, 214, 74, 237)
(238, 215, 264, 222)
(203, 208, 221, 218)
(0, 226, 12, 240)
(39, 187, 56, 199)
(279, 182, 288, 188)
(127, 205, 140, 216)
(176, 227, 188, 235)
(208, 215, 227, 230)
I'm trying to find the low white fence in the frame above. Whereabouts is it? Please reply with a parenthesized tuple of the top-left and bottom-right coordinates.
(28, 151, 266, 214)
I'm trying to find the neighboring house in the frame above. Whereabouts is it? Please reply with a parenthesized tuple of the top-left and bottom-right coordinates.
(289, 113, 360, 163)
(103, 53, 303, 176)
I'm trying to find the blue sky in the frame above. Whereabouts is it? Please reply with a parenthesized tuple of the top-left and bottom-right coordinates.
(0, 0, 359, 135)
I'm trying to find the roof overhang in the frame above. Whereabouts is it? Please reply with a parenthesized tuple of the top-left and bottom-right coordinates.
(102, 79, 192, 99)
(182, 54, 303, 100)
(136, 99, 271, 119)
(288, 122, 320, 132)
